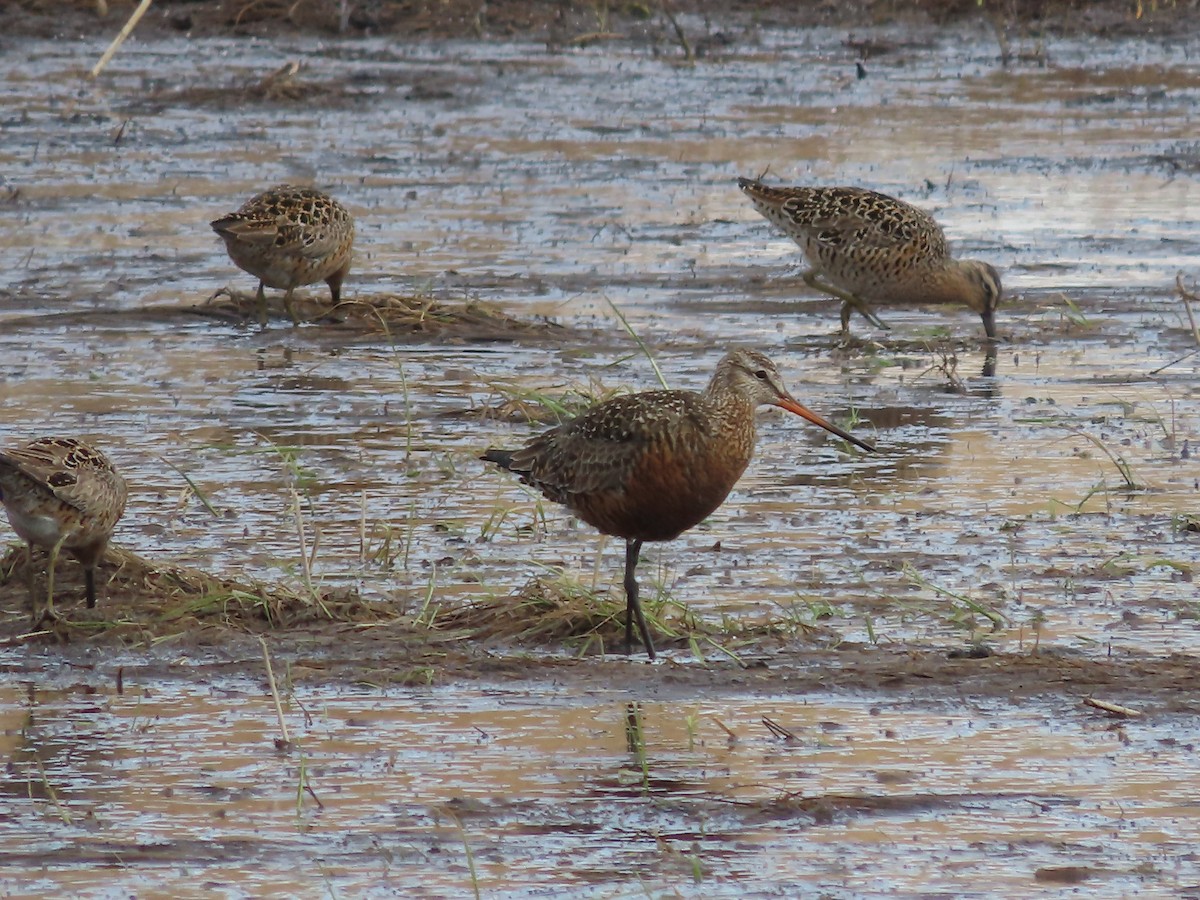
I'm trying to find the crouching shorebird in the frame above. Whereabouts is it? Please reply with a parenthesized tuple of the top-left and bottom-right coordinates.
(737, 177, 1001, 340)
(211, 184, 354, 326)
(0, 438, 127, 617)
(481, 349, 875, 660)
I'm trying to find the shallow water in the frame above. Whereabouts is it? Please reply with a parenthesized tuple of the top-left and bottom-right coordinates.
(1, 18, 1199, 896)
(4, 676, 1198, 897)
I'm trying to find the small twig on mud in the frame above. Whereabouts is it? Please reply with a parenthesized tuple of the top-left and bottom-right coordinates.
(1148, 346, 1200, 375)
(35, 757, 73, 825)
(605, 297, 668, 389)
(1062, 426, 1142, 491)
(1174, 273, 1200, 347)
(660, 1, 695, 64)
(916, 344, 965, 393)
(290, 487, 318, 598)
(902, 563, 1007, 629)
(568, 31, 624, 47)
(0, 629, 53, 647)
(158, 456, 221, 517)
(91, 0, 154, 77)
(624, 701, 650, 792)
(449, 812, 482, 900)
(761, 716, 798, 742)
(1083, 697, 1142, 718)
(295, 752, 324, 811)
(259, 636, 294, 750)
(710, 716, 739, 744)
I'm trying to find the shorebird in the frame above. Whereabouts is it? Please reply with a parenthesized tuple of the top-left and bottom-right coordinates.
(737, 177, 1001, 339)
(0, 438, 127, 616)
(211, 184, 354, 326)
(481, 349, 875, 660)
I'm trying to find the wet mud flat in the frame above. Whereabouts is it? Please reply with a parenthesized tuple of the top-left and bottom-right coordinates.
(2, 11, 1200, 898)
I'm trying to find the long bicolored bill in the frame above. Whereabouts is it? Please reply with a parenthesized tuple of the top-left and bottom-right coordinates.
(776, 397, 876, 453)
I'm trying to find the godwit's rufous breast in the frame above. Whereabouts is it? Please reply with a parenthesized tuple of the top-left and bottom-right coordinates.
(737, 177, 1001, 339)
(482, 348, 875, 659)
(211, 184, 354, 326)
(0, 437, 127, 615)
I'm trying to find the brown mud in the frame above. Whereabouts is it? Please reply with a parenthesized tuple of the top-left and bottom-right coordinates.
(8, 0, 1195, 42)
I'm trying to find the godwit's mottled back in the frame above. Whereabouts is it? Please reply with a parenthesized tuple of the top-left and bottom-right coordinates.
(0, 437, 127, 614)
(482, 349, 875, 659)
(211, 184, 354, 326)
(737, 177, 1001, 338)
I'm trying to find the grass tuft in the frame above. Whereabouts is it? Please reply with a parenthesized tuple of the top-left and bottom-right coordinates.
(0, 544, 392, 645)
(437, 571, 842, 657)
(201, 289, 568, 340)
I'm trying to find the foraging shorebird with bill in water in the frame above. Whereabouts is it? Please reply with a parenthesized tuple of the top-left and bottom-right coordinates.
(737, 177, 1001, 339)
(211, 184, 354, 326)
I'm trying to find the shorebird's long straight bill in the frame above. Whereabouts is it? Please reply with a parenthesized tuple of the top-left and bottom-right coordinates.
(775, 397, 876, 453)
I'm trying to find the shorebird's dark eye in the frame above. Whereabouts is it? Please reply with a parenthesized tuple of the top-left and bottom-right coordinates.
(754, 369, 770, 381)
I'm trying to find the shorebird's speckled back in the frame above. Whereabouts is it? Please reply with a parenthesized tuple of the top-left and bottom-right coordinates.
(211, 184, 354, 324)
(0, 437, 127, 609)
(489, 350, 791, 543)
(738, 178, 1001, 337)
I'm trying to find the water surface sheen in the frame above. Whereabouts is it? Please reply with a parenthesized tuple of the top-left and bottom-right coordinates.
(1, 20, 1198, 897)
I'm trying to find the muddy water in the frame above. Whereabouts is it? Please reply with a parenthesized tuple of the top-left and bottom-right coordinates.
(1, 19, 1199, 896)
(5, 678, 1198, 897)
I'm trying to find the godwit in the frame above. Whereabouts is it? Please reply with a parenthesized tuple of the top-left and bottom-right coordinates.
(482, 348, 875, 660)
(211, 184, 354, 326)
(737, 177, 1001, 339)
(0, 438, 127, 616)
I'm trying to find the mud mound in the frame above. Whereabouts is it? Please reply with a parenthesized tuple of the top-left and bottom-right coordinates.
(0, 544, 388, 645)
(439, 573, 840, 658)
(198, 289, 570, 341)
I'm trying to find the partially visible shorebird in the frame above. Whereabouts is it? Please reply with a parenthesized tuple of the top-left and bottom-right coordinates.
(737, 177, 1001, 339)
(481, 349, 875, 660)
(0, 438, 127, 616)
(211, 184, 354, 326)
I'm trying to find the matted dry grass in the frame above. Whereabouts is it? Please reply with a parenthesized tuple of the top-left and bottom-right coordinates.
(0, 544, 393, 645)
(199, 288, 569, 341)
(438, 573, 841, 660)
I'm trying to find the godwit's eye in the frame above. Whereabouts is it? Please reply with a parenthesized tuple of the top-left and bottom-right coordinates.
(754, 369, 770, 381)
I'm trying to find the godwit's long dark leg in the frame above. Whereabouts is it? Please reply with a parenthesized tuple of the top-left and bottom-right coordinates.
(84, 566, 97, 609)
(623, 538, 655, 660)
